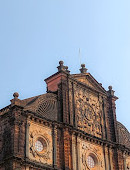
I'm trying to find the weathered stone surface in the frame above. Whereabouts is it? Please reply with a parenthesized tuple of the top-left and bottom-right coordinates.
(0, 62, 130, 170)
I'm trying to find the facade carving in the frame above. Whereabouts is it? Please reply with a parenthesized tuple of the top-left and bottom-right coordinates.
(29, 121, 53, 165)
(75, 87, 103, 138)
(126, 156, 130, 170)
(0, 61, 130, 170)
(77, 138, 105, 170)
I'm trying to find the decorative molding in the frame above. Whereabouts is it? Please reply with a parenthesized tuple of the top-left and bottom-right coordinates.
(75, 87, 103, 138)
(78, 137, 105, 170)
(29, 121, 53, 165)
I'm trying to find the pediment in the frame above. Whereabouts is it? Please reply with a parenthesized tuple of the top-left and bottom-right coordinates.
(72, 73, 107, 95)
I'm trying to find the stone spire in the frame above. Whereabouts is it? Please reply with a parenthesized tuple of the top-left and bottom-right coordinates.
(79, 64, 88, 73)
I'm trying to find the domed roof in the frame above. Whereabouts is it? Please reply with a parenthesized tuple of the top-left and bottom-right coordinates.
(117, 121, 130, 149)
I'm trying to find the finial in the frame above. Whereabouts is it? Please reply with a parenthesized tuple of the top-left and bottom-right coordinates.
(57, 60, 65, 71)
(80, 64, 88, 73)
(108, 86, 115, 96)
(10, 92, 21, 106)
(59, 60, 64, 66)
(108, 86, 112, 90)
(65, 66, 70, 73)
(13, 92, 19, 99)
(57, 60, 70, 73)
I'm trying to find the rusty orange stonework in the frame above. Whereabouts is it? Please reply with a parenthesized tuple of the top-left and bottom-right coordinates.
(0, 61, 130, 170)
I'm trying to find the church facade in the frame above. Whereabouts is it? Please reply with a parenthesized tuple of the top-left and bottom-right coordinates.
(0, 61, 130, 170)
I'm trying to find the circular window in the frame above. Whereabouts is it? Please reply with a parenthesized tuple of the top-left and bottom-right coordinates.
(34, 137, 47, 154)
(87, 155, 95, 168)
(35, 140, 44, 152)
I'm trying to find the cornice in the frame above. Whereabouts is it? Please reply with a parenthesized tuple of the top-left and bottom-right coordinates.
(23, 110, 130, 153)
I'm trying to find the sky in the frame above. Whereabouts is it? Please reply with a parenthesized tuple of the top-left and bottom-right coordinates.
(0, 0, 130, 131)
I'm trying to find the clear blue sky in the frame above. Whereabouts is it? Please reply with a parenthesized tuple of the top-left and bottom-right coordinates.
(0, 0, 130, 131)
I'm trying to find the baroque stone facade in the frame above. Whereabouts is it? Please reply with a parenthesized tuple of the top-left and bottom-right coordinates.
(0, 61, 130, 170)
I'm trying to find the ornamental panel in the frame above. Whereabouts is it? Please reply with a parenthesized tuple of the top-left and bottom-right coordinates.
(28, 121, 53, 165)
(78, 137, 105, 170)
(75, 86, 103, 138)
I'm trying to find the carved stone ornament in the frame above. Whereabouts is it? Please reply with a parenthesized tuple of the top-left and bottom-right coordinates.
(75, 88, 102, 137)
(127, 163, 130, 170)
(29, 130, 50, 161)
(126, 156, 130, 170)
(79, 139, 105, 170)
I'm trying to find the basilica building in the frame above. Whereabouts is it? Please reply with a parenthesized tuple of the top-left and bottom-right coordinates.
(0, 61, 130, 170)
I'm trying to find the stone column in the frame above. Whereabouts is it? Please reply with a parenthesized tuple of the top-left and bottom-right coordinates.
(107, 86, 118, 142)
(25, 120, 30, 158)
(72, 133, 77, 170)
(76, 136, 81, 170)
(52, 125, 57, 168)
(123, 152, 127, 170)
(105, 146, 110, 170)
